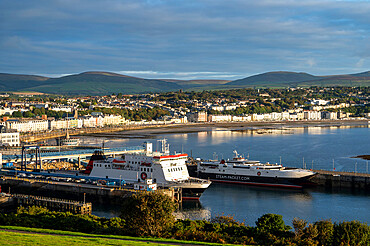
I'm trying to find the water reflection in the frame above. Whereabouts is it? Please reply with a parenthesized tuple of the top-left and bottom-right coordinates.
(76, 126, 369, 224)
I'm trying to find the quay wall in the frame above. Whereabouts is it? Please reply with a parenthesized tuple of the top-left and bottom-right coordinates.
(0, 177, 177, 205)
(311, 170, 370, 190)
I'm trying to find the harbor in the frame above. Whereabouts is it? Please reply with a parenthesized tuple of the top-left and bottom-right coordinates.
(0, 125, 369, 225)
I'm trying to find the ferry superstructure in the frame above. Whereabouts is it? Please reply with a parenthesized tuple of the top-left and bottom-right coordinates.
(197, 151, 316, 189)
(86, 140, 211, 199)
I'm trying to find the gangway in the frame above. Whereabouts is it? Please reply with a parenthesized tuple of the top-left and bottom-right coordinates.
(21, 146, 42, 171)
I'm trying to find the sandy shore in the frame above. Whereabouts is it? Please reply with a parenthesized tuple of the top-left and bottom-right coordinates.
(85, 119, 369, 139)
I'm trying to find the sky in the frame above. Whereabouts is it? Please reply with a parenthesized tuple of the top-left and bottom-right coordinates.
(0, 0, 369, 80)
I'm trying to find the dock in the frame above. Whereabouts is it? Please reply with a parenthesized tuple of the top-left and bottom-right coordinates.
(12, 194, 92, 214)
(0, 175, 181, 206)
(312, 170, 370, 190)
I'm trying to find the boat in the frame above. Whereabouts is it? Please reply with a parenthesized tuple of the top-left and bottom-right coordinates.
(84, 139, 211, 200)
(56, 115, 80, 146)
(56, 131, 80, 146)
(196, 150, 316, 189)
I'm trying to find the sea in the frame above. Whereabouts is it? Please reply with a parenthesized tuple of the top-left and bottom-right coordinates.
(78, 124, 370, 226)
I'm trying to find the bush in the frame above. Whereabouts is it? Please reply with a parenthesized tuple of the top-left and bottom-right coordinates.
(333, 221, 369, 246)
(256, 213, 292, 234)
(314, 219, 334, 246)
(120, 192, 177, 237)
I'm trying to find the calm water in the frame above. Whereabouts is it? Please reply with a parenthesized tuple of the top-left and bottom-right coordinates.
(82, 125, 369, 225)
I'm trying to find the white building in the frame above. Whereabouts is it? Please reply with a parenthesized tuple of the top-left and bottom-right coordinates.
(208, 115, 232, 122)
(49, 118, 83, 130)
(6, 120, 49, 132)
(0, 132, 20, 146)
(304, 111, 321, 120)
(309, 99, 330, 106)
(0, 108, 18, 116)
(82, 116, 104, 128)
(232, 116, 251, 122)
(49, 106, 73, 112)
(102, 115, 123, 126)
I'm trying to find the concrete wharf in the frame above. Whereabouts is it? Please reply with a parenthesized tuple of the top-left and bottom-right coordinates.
(12, 193, 92, 214)
(0, 176, 180, 204)
(312, 170, 370, 190)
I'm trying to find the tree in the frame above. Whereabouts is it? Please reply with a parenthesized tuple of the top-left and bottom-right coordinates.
(23, 111, 35, 118)
(314, 219, 334, 246)
(333, 221, 369, 246)
(12, 111, 23, 118)
(293, 217, 307, 239)
(256, 213, 292, 234)
(120, 192, 177, 237)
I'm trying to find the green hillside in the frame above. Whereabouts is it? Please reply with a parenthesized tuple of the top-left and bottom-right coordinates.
(294, 73, 370, 87)
(0, 72, 181, 95)
(0, 73, 49, 91)
(0, 70, 369, 95)
(227, 71, 319, 86)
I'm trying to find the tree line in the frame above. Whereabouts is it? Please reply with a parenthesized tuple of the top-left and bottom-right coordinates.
(0, 192, 368, 245)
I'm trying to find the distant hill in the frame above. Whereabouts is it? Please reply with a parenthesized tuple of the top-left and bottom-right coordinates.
(293, 71, 370, 87)
(162, 79, 230, 87)
(0, 71, 181, 95)
(226, 71, 370, 87)
(351, 71, 370, 77)
(227, 71, 320, 86)
(0, 73, 49, 91)
(0, 70, 369, 94)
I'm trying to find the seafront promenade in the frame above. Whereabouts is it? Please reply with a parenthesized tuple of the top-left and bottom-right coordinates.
(20, 119, 369, 143)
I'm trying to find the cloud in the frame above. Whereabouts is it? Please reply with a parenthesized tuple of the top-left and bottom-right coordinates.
(306, 58, 316, 67)
(356, 58, 365, 68)
(1, 0, 370, 77)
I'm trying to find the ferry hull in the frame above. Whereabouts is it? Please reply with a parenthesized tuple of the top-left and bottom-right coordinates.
(198, 172, 316, 189)
(181, 187, 208, 200)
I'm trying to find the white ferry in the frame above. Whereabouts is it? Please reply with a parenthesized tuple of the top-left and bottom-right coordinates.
(85, 140, 211, 199)
(197, 151, 316, 189)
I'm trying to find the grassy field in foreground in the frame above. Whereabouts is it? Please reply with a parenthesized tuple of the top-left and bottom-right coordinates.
(0, 230, 173, 246)
(0, 226, 238, 246)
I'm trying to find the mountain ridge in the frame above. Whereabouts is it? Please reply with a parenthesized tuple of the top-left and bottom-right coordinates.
(0, 70, 369, 94)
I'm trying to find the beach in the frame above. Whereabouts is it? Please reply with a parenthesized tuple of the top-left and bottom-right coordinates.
(85, 119, 369, 139)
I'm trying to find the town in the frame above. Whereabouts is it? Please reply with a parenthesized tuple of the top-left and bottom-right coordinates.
(0, 86, 368, 147)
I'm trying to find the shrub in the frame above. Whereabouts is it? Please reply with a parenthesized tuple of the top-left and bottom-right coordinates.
(120, 192, 177, 237)
(333, 221, 369, 246)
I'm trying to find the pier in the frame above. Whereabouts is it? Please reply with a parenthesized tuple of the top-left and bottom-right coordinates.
(312, 170, 370, 190)
(12, 194, 92, 214)
(0, 176, 180, 205)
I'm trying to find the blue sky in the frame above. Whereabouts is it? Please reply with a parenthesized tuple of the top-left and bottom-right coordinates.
(0, 0, 369, 80)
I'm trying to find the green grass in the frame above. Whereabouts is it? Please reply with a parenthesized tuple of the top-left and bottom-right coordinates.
(0, 230, 168, 245)
(0, 226, 238, 246)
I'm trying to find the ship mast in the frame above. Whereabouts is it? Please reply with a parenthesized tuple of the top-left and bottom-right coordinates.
(158, 139, 169, 154)
(66, 112, 70, 139)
